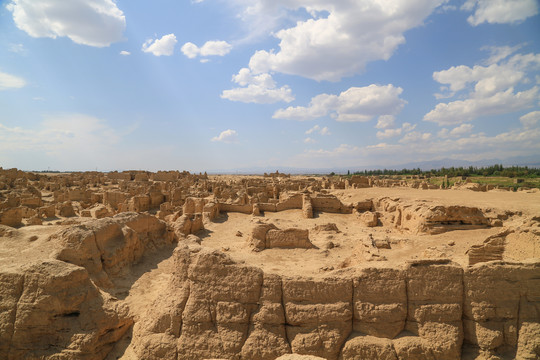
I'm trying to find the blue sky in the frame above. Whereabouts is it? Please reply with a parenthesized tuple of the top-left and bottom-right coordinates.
(0, 0, 539, 172)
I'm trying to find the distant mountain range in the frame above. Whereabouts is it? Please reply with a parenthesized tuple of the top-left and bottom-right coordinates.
(207, 155, 540, 175)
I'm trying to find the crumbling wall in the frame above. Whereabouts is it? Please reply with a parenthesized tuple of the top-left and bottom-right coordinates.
(0, 261, 132, 359)
(51, 212, 169, 288)
(375, 197, 496, 234)
(131, 251, 540, 360)
(249, 224, 314, 251)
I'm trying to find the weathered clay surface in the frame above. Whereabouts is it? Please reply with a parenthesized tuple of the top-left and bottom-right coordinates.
(0, 260, 132, 360)
(128, 250, 540, 360)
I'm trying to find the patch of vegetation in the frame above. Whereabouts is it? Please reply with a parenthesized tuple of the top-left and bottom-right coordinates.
(337, 165, 540, 189)
(352, 165, 540, 178)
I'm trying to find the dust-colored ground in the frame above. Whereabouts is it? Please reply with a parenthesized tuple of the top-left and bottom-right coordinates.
(200, 210, 495, 275)
(333, 187, 540, 215)
(192, 187, 540, 276)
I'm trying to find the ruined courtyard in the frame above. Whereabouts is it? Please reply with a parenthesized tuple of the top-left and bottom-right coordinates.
(0, 168, 539, 360)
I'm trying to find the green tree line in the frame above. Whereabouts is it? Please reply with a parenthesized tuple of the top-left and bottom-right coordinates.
(351, 164, 540, 178)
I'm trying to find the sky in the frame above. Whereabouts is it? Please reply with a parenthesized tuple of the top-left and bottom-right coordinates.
(0, 0, 539, 172)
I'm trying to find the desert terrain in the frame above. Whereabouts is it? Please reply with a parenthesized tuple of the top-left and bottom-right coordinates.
(0, 168, 539, 360)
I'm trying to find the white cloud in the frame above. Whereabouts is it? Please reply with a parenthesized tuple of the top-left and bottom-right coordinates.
(229, 1, 292, 44)
(142, 34, 177, 56)
(221, 68, 294, 104)
(6, 0, 125, 47)
(0, 71, 26, 90)
(0, 114, 120, 161)
(245, 0, 447, 81)
(432, 52, 540, 98)
(305, 125, 320, 134)
(306, 125, 331, 135)
(304, 137, 316, 144)
(211, 129, 238, 143)
(439, 5, 457, 12)
(438, 124, 474, 138)
(376, 128, 402, 139)
(287, 123, 540, 168)
(319, 126, 331, 135)
(181, 42, 199, 59)
(376, 122, 416, 139)
(274, 84, 406, 122)
(462, 0, 539, 25)
(425, 86, 539, 126)
(449, 123, 474, 136)
(300, 144, 362, 159)
(201, 40, 232, 56)
(399, 131, 432, 143)
(379, 128, 540, 162)
(366, 142, 395, 150)
(181, 40, 232, 59)
(426, 51, 540, 126)
(431, 128, 540, 157)
(520, 111, 540, 129)
(482, 44, 524, 65)
(119, 50, 130, 56)
(375, 115, 396, 129)
(8, 43, 25, 53)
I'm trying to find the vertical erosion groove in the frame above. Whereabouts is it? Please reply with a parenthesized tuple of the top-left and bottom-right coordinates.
(7, 273, 25, 358)
(279, 276, 292, 351)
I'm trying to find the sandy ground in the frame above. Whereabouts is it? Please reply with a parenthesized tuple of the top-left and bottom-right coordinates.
(331, 187, 540, 215)
(200, 209, 500, 276)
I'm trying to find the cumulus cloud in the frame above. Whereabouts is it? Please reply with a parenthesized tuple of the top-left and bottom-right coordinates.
(432, 51, 539, 98)
(425, 87, 539, 126)
(200, 40, 232, 56)
(181, 40, 232, 59)
(437, 124, 474, 138)
(274, 84, 406, 122)
(319, 127, 331, 135)
(303, 137, 316, 144)
(520, 111, 540, 129)
(6, 0, 125, 47)
(142, 34, 177, 56)
(119, 50, 130, 56)
(180, 43, 199, 59)
(399, 131, 432, 144)
(375, 115, 396, 129)
(376, 122, 416, 139)
(0, 71, 26, 90)
(211, 129, 238, 143)
(425, 50, 540, 126)
(305, 125, 331, 135)
(462, 0, 539, 25)
(244, 0, 447, 81)
(221, 68, 294, 104)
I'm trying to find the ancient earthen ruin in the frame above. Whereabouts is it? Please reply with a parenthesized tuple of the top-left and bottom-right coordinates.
(0, 168, 539, 359)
